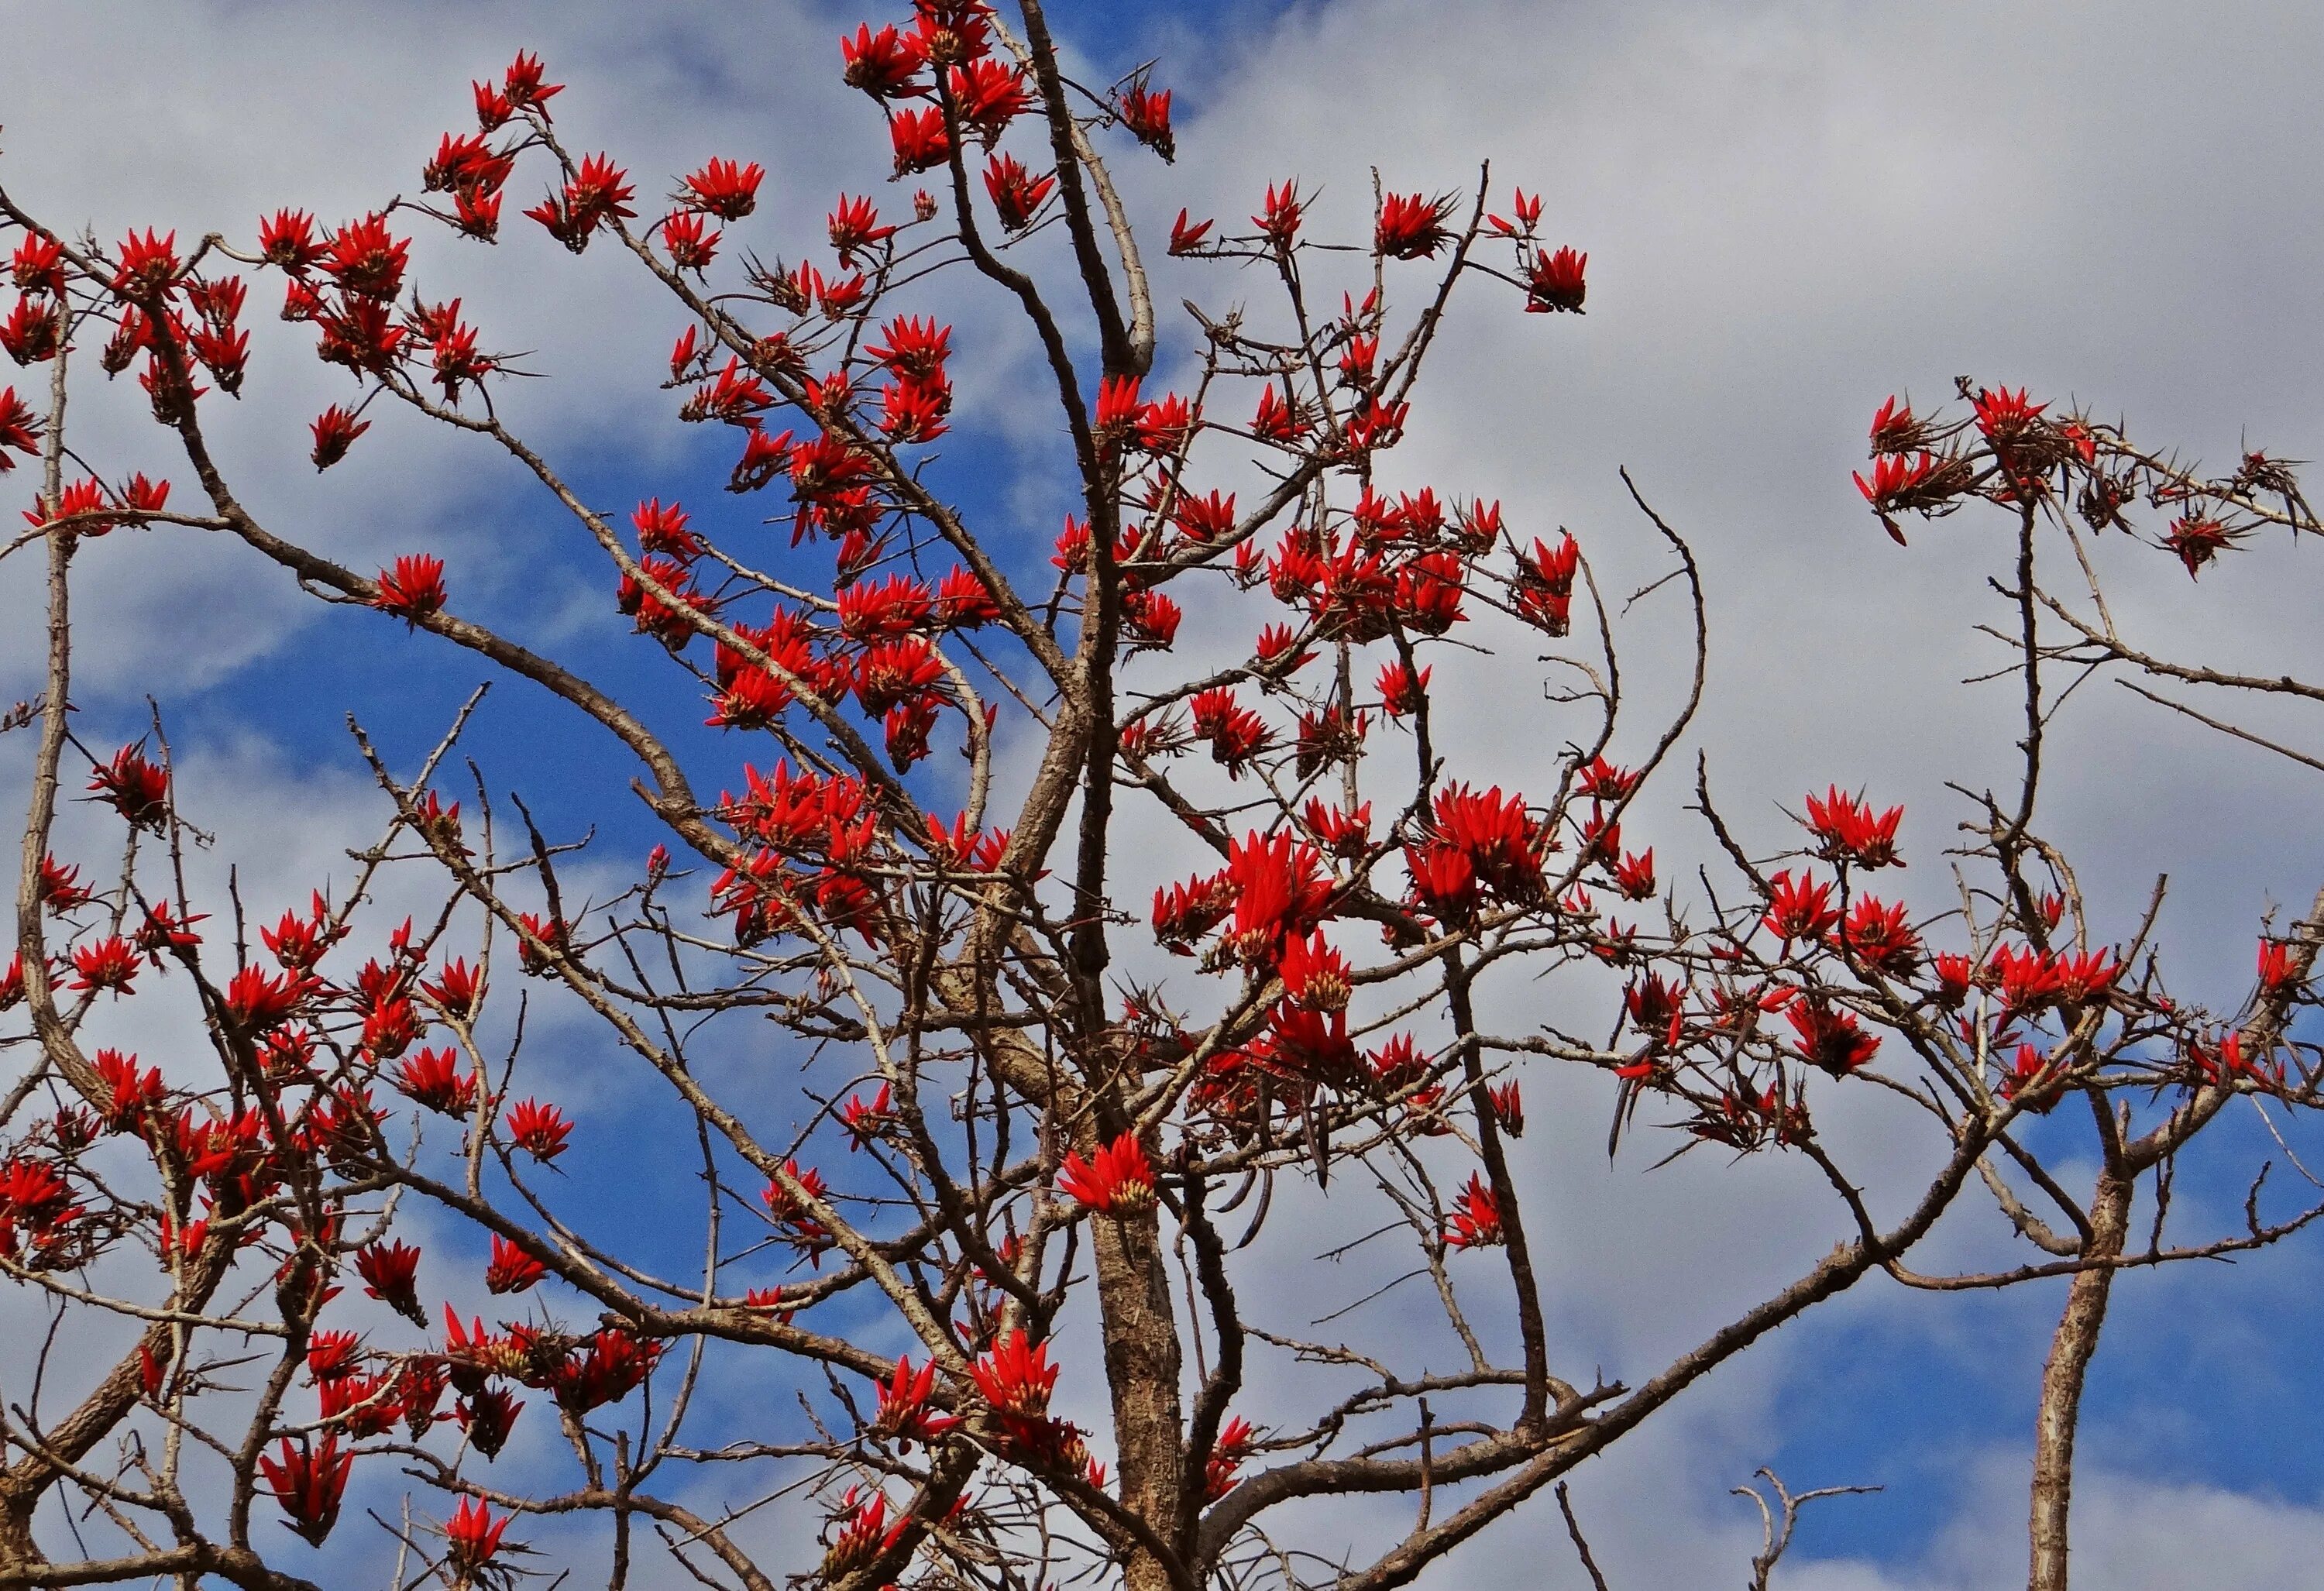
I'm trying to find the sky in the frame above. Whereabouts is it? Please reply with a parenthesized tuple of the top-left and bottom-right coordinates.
(7, 1, 2324, 1586)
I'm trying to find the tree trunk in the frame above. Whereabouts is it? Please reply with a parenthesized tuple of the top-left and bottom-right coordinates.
(1092, 1206, 1185, 1591)
(2028, 1170, 2131, 1591)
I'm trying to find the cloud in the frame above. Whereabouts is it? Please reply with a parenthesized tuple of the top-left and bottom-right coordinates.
(1785, 1453, 2324, 1590)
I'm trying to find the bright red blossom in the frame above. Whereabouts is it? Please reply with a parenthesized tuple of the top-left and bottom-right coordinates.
(1057, 1131, 1156, 1216)
(373, 555, 447, 622)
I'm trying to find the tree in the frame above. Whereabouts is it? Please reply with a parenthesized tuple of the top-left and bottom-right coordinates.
(1, 5, 2319, 1589)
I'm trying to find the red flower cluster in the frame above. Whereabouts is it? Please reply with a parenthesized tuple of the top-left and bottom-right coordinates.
(1803, 786, 1903, 868)
(1057, 1131, 1156, 1216)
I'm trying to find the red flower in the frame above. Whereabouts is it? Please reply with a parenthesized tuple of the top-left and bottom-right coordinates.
(1525, 246, 1587, 313)
(1138, 393, 1195, 453)
(683, 156, 765, 220)
(1205, 1415, 1257, 1498)
(1488, 1080, 1525, 1137)
(889, 107, 952, 176)
(110, 228, 180, 301)
(1253, 180, 1304, 248)
(1786, 998, 1879, 1074)
(1264, 930, 1352, 1018)
(258, 1435, 352, 1546)
(358, 996, 419, 1061)
(67, 936, 138, 995)
(316, 213, 409, 300)
(1573, 756, 1637, 800)
(116, 472, 171, 517)
(983, 152, 1056, 232)
(873, 1354, 961, 1445)
(456, 1387, 524, 1459)
(1376, 191, 1454, 259)
(373, 554, 447, 623)
(829, 194, 899, 265)
(1868, 394, 1923, 453)
(502, 50, 562, 112)
(1838, 896, 1920, 976)
(1762, 870, 1839, 944)
(658, 209, 720, 273)
(2258, 938, 2302, 997)
(631, 497, 700, 558)
(1394, 550, 1467, 634)
(1345, 395, 1409, 452)
(1119, 589, 1179, 652)
(505, 1098, 572, 1162)
(90, 1048, 162, 1131)
(1171, 489, 1235, 545)
(821, 1488, 907, 1582)
(308, 404, 370, 471)
(2161, 514, 2240, 579)
(10, 234, 65, 297)
(260, 895, 337, 971)
(0, 387, 42, 464)
(1189, 687, 1272, 776)
(878, 377, 951, 444)
(0, 954, 40, 1013)
(1057, 1131, 1156, 1216)
(255, 208, 321, 273)
(485, 1232, 546, 1294)
(833, 576, 930, 646)
(1930, 952, 1973, 1007)
(949, 57, 1030, 142)
(426, 315, 495, 401)
(930, 566, 998, 631)
(289, 1301, 373, 1373)
(416, 957, 480, 1019)
(1117, 81, 1174, 160)
(1999, 1043, 2062, 1112)
(1610, 848, 1656, 902)
(1851, 452, 1952, 539)
(852, 637, 942, 716)
(513, 911, 570, 974)
(222, 966, 313, 1033)
(355, 1240, 426, 1325)
(1972, 384, 2044, 442)
(1803, 786, 1904, 868)
(841, 22, 930, 99)
(1443, 1172, 1503, 1249)
(684, 357, 775, 424)
(445, 1497, 512, 1573)
(1245, 385, 1306, 447)
(0, 299, 61, 366)
(1169, 208, 1213, 256)
(394, 1047, 476, 1115)
(318, 1370, 400, 1438)
(26, 478, 113, 537)
(1428, 784, 1546, 905)
(1090, 373, 1145, 447)
(0, 1159, 72, 1225)
(759, 1157, 829, 1225)
(840, 1081, 895, 1148)
(88, 744, 169, 829)
(528, 153, 636, 252)
(1377, 658, 1431, 717)
(971, 1329, 1059, 1417)
(1488, 187, 1542, 236)
(33, 853, 90, 912)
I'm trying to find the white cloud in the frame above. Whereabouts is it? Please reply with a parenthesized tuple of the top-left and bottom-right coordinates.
(1786, 1454, 2324, 1590)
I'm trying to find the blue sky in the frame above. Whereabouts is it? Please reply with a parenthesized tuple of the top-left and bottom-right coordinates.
(9, 2, 2324, 1586)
